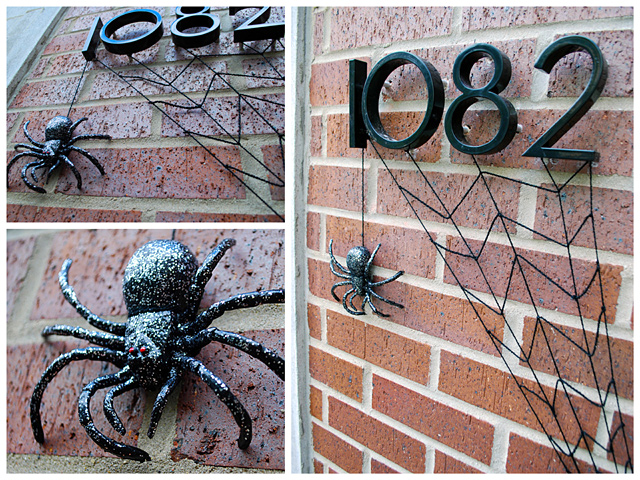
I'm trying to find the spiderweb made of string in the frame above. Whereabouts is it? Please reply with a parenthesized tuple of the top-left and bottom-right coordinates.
(363, 131, 632, 472)
(76, 12, 285, 220)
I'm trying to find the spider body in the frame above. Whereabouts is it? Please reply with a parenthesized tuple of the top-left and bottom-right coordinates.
(30, 239, 285, 462)
(329, 239, 405, 318)
(7, 115, 110, 193)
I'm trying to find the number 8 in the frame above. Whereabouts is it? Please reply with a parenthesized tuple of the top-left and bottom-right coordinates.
(444, 44, 518, 155)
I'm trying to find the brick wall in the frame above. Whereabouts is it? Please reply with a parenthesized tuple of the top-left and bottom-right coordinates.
(302, 7, 633, 473)
(7, 7, 285, 222)
(7, 228, 284, 473)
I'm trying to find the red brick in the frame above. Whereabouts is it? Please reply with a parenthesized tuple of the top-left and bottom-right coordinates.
(373, 375, 494, 464)
(521, 316, 633, 400)
(171, 329, 284, 469)
(6, 205, 142, 223)
(329, 8, 452, 51)
(7, 236, 37, 318)
(377, 168, 520, 233)
(47, 52, 97, 76)
(608, 412, 633, 469)
(534, 184, 633, 255)
(308, 165, 368, 211)
(548, 30, 633, 98)
(10, 77, 88, 108)
(328, 312, 431, 384)
(371, 459, 399, 473)
(161, 93, 284, 137)
(308, 346, 363, 401)
(313, 11, 324, 57)
(312, 423, 363, 473)
(309, 58, 370, 107)
(325, 216, 437, 278)
(42, 31, 88, 55)
(310, 116, 322, 157)
(155, 212, 282, 223)
(261, 144, 285, 201)
(329, 396, 426, 472)
(450, 110, 633, 178)
(506, 432, 596, 473)
(308, 303, 322, 341)
(314, 458, 324, 473)
(444, 236, 622, 322)
(54, 146, 246, 200)
(439, 351, 601, 448)
(12, 104, 153, 143)
(7, 341, 145, 458)
(325, 113, 443, 162)
(243, 57, 285, 89)
(307, 211, 321, 251)
(310, 385, 323, 420)
(462, 7, 632, 30)
(434, 450, 482, 473)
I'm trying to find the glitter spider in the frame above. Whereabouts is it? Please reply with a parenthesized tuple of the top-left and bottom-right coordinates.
(329, 239, 404, 318)
(7, 115, 110, 193)
(30, 238, 284, 462)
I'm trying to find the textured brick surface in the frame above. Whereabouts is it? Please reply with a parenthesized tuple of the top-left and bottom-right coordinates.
(307, 303, 321, 341)
(309, 385, 323, 420)
(327, 312, 431, 384)
(308, 165, 368, 211)
(506, 433, 596, 473)
(7, 341, 145, 458)
(171, 329, 284, 469)
(329, 396, 426, 473)
(7, 205, 142, 223)
(312, 423, 363, 473)
(521, 316, 633, 399)
(7, 236, 37, 318)
(373, 375, 494, 464)
(608, 412, 633, 466)
(308, 346, 363, 401)
(439, 351, 601, 447)
(434, 451, 482, 473)
(155, 212, 282, 223)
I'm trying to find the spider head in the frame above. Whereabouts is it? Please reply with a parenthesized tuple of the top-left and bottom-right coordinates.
(346, 246, 371, 277)
(45, 115, 73, 142)
(43, 140, 62, 156)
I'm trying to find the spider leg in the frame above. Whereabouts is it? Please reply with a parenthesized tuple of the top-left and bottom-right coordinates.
(21, 160, 47, 193)
(331, 280, 351, 302)
(147, 367, 181, 438)
(104, 377, 139, 435)
(184, 328, 284, 380)
(69, 134, 112, 144)
(369, 288, 405, 309)
(181, 289, 284, 335)
(368, 270, 404, 287)
(30, 347, 126, 444)
(342, 288, 363, 316)
(329, 239, 350, 275)
(69, 116, 88, 132)
(364, 293, 390, 318)
(60, 154, 83, 189)
(184, 238, 236, 319)
(173, 353, 252, 449)
(79, 367, 151, 462)
(69, 145, 105, 175)
(29, 161, 50, 183)
(365, 243, 382, 273)
(59, 259, 126, 335)
(330, 260, 351, 279)
(348, 290, 363, 315)
(22, 120, 45, 147)
(41, 324, 125, 351)
(14, 143, 45, 153)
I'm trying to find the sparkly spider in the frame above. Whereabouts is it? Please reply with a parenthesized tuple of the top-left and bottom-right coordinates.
(30, 238, 284, 462)
(329, 239, 404, 318)
(7, 115, 110, 193)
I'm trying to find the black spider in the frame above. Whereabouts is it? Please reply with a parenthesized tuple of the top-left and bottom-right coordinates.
(30, 238, 285, 462)
(7, 115, 111, 193)
(329, 239, 404, 318)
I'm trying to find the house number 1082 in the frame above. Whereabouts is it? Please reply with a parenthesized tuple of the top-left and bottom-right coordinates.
(350, 35, 607, 161)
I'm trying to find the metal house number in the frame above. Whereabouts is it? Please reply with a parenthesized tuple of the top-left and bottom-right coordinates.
(350, 35, 607, 161)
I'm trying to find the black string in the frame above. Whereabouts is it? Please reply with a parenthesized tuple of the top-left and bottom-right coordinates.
(369, 141, 632, 473)
(67, 59, 89, 116)
(361, 148, 365, 247)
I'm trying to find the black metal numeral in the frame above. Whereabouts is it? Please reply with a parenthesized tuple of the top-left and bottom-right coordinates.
(360, 52, 444, 151)
(444, 44, 518, 155)
(100, 9, 164, 56)
(229, 7, 284, 43)
(170, 7, 221, 48)
(522, 35, 607, 161)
